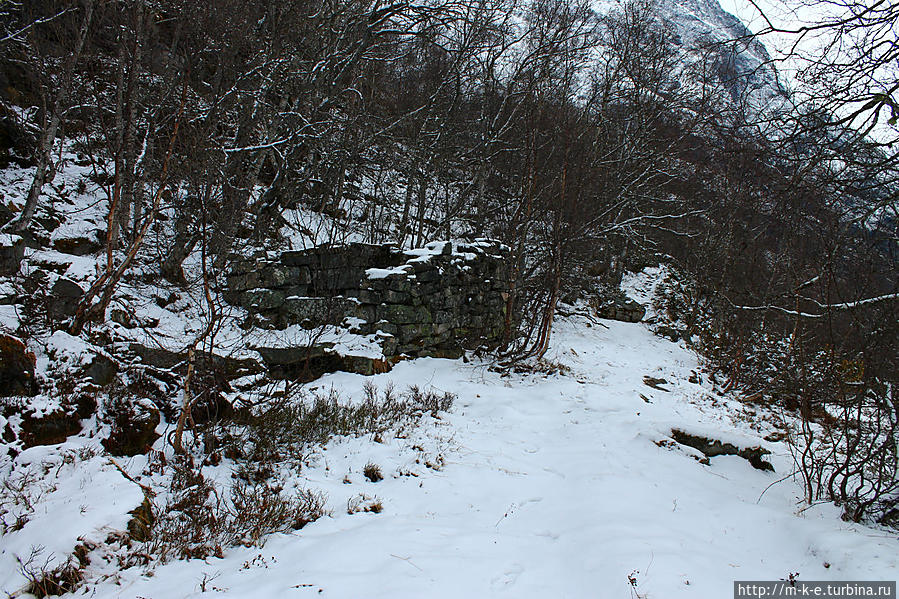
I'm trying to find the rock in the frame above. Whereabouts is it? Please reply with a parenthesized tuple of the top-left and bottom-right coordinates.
(102, 398, 160, 456)
(110, 308, 135, 328)
(0, 105, 36, 168)
(0, 233, 25, 275)
(50, 277, 84, 320)
(340, 354, 394, 376)
(239, 289, 286, 311)
(255, 343, 333, 367)
(256, 343, 394, 380)
(21, 408, 81, 447)
(127, 497, 155, 542)
(593, 294, 646, 323)
(280, 296, 358, 327)
(52, 232, 105, 256)
(642, 375, 670, 391)
(378, 304, 432, 325)
(83, 352, 118, 387)
(0, 334, 37, 396)
(654, 325, 681, 342)
(670, 429, 774, 471)
(29, 254, 72, 275)
(128, 343, 262, 378)
(0, 203, 14, 229)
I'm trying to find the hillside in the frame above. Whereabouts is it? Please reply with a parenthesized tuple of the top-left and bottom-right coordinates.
(2, 269, 895, 598)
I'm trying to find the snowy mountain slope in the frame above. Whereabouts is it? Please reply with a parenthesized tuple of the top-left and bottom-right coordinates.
(656, 0, 785, 106)
(49, 273, 895, 599)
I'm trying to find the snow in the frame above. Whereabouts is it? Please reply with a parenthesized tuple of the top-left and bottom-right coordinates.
(0, 233, 22, 247)
(0, 443, 144, 596)
(0, 303, 20, 332)
(250, 323, 387, 360)
(51, 312, 897, 598)
(366, 265, 413, 280)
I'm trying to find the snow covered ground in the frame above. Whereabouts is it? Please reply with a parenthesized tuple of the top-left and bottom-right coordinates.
(53, 297, 895, 598)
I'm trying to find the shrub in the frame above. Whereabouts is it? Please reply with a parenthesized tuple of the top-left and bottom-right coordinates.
(363, 462, 383, 482)
(223, 382, 455, 472)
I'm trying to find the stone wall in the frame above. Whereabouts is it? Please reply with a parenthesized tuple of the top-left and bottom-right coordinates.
(225, 240, 510, 361)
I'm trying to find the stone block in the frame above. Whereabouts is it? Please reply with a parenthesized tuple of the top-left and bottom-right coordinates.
(379, 304, 431, 325)
(242, 289, 286, 311)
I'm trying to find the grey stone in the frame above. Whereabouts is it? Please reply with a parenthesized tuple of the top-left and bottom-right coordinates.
(110, 308, 135, 328)
(382, 290, 410, 303)
(255, 343, 334, 366)
(416, 268, 441, 283)
(83, 352, 117, 386)
(597, 298, 645, 323)
(0, 234, 24, 275)
(281, 296, 358, 326)
(128, 343, 261, 377)
(281, 249, 319, 267)
(671, 429, 774, 472)
(102, 400, 160, 456)
(379, 304, 431, 325)
(50, 277, 84, 319)
(242, 289, 286, 311)
(21, 408, 81, 447)
(227, 271, 262, 292)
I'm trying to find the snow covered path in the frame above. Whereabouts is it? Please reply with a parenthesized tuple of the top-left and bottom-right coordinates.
(88, 318, 898, 598)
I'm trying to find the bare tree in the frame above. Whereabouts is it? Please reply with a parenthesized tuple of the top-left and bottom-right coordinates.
(1, 0, 94, 235)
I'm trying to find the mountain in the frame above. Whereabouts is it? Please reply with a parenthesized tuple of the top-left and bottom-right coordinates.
(658, 0, 786, 104)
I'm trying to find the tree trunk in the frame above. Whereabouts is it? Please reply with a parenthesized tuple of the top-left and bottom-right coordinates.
(6, 0, 94, 235)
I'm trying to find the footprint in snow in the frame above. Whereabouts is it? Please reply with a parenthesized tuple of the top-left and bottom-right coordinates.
(492, 563, 524, 588)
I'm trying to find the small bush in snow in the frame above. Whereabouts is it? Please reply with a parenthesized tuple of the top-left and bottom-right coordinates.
(230, 482, 329, 545)
(16, 547, 83, 598)
(219, 382, 454, 472)
(363, 462, 383, 482)
(140, 456, 329, 563)
(347, 493, 383, 515)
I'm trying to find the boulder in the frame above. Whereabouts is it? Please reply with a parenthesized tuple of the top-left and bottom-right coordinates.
(21, 408, 81, 447)
(255, 343, 333, 367)
(128, 343, 262, 378)
(0, 334, 37, 396)
(279, 296, 358, 327)
(52, 231, 105, 256)
(102, 399, 160, 456)
(0, 233, 24, 275)
(110, 308, 136, 328)
(654, 325, 681, 342)
(50, 277, 85, 320)
(83, 352, 118, 387)
(127, 497, 155, 542)
(256, 343, 395, 380)
(670, 429, 774, 472)
(594, 295, 646, 323)
(0, 105, 36, 168)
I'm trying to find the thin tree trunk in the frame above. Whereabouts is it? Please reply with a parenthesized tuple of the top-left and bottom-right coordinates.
(399, 166, 415, 246)
(7, 0, 94, 235)
(70, 81, 186, 334)
(414, 173, 427, 247)
(119, 0, 146, 241)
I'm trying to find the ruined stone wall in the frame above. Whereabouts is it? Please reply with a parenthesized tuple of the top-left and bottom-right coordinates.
(225, 240, 510, 360)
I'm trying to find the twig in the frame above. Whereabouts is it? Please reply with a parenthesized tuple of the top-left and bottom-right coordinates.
(108, 457, 155, 498)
